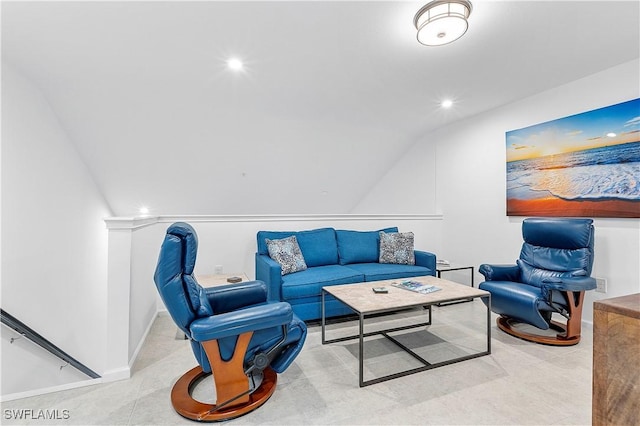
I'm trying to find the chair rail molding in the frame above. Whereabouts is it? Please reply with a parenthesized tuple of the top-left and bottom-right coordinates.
(104, 213, 443, 230)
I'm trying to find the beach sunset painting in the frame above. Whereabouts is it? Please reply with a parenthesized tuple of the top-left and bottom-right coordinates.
(506, 98, 640, 218)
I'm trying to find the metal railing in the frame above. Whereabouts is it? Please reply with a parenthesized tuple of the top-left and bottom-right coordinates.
(1, 309, 101, 379)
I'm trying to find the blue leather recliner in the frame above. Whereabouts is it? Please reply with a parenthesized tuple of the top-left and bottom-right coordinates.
(479, 218, 596, 346)
(154, 222, 307, 422)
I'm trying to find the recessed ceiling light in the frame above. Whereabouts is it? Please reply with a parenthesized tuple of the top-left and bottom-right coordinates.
(441, 99, 453, 108)
(139, 206, 150, 216)
(227, 58, 243, 71)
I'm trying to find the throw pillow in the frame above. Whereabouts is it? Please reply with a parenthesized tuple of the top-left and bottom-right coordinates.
(266, 236, 308, 275)
(379, 231, 415, 265)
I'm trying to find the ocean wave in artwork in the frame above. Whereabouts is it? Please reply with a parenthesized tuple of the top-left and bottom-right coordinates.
(507, 142, 640, 201)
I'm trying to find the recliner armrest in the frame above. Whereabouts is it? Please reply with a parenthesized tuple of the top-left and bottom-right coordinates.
(190, 302, 294, 341)
(479, 264, 520, 281)
(255, 253, 283, 301)
(415, 250, 436, 276)
(204, 281, 268, 314)
(542, 276, 597, 292)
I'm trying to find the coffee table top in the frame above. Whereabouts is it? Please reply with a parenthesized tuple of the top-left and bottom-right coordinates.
(322, 275, 489, 315)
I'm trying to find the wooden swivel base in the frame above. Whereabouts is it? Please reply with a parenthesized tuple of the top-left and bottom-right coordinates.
(497, 316, 581, 346)
(171, 366, 277, 422)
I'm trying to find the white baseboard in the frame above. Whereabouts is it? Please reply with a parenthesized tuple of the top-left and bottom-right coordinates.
(100, 366, 131, 383)
(0, 378, 103, 402)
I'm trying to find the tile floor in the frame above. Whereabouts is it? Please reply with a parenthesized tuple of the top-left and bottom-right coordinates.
(1, 300, 593, 425)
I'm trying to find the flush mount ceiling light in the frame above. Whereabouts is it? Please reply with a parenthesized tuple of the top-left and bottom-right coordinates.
(414, 0, 472, 46)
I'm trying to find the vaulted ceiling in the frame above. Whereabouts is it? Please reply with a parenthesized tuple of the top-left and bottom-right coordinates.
(2, 1, 639, 216)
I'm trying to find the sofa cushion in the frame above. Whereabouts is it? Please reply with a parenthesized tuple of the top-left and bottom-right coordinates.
(257, 228, 338, 267)
(281, 265, 364, 300)
(345, 263, 431, 282)
(379, 231, 415, 265)
(266, 236, 308, 275)
(336, 227, 398, 265)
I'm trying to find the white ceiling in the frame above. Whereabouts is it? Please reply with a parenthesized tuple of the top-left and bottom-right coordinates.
(2, 1, 639, 216)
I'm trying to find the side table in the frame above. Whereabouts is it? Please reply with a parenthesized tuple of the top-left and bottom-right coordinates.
(436, 264, 474, 306)
(196, 273, 250, 287)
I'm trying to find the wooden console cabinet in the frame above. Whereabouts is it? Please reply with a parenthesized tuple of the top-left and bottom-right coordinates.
(592, 293, 640, 426)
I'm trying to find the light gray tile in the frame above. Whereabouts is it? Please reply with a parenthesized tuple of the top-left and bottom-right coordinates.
(2, 304, 593, 425)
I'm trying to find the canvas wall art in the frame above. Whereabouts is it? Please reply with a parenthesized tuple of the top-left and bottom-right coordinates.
(506, 98, 640, 218)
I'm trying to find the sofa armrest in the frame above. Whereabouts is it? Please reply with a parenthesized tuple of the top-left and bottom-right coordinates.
(204, 281, 268, 314)
(415, 250, 436, 276)
(255, 253, 283, 301)
(479, 264, 520, 281)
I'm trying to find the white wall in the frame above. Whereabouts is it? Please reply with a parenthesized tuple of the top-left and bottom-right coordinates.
(1, 63, 112, 396)
(129, 224, 166, 361)
(352, 142, 438, 214)
(362, 59, 640, 323)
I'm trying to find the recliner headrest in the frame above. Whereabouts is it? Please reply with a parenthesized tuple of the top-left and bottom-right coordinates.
(522, 218, 593, 250)
(167, 222, 198, 275)
(154, 222, 212, 334)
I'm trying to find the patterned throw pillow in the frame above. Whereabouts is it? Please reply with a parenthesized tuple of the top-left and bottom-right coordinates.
(379, 231, 416, 265)
(266, 236, 308, 275)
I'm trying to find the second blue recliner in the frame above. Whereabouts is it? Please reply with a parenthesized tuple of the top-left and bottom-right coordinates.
(154, 222, 307, 422)
(479, 218, 596, 346)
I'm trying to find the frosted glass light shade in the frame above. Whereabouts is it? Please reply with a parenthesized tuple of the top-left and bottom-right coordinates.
(414, 0, 472, 46)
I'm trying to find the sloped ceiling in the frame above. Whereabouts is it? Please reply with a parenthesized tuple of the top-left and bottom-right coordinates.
(2, 1, 639, 216)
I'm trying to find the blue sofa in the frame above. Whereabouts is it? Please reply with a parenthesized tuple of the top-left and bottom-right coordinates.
(255, 227, 436, 321)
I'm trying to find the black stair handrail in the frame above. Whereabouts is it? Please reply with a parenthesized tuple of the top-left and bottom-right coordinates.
(1, 308, 101, 379)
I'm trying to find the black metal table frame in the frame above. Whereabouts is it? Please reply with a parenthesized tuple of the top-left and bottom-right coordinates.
(321, 290, 491, 387)
(436, 265, 475, 306)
